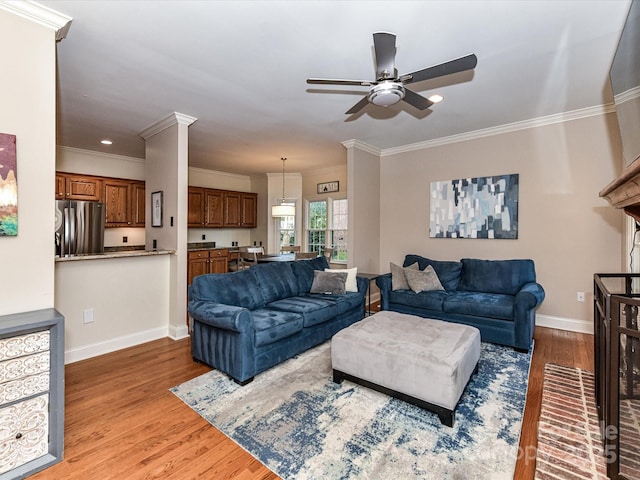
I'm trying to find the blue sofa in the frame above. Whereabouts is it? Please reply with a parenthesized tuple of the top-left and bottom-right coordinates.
(189, 256, 367, 384)
(375, 255, 545, 352)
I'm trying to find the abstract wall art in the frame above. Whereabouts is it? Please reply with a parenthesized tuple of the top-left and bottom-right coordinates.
(430, 173, 518, 239)
(0, 133, 17, 236)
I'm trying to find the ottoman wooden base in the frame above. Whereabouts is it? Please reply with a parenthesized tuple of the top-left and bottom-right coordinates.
(331, 311, 481, 427)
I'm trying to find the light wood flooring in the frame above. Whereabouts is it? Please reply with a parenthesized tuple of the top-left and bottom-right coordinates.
(30, 325, 593, 480)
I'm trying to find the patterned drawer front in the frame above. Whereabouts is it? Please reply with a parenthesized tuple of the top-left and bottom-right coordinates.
(0, 394, 49, 475)
(0, 331, 49, 361)
(0, 351, 49, 384)
(0, 372, 49, 405)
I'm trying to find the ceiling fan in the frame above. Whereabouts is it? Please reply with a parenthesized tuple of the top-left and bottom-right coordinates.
(307, 32, 477, 114)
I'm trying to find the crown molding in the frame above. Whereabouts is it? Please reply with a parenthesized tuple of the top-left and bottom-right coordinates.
(380, 104, 616, 156)
(57, 145, 145, 164)
(614, 85, 640, 105)
(139, 112, 197, 140)
(341, 139, 382, 156)
(188, 165, 250, 181)
(0, 0, 72, 40)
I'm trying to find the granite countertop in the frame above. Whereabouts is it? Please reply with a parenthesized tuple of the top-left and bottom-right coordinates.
(55, 249, 175, 262)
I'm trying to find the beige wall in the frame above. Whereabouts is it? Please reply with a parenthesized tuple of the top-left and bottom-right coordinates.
(377, 113, 624, 330)
(302, 165, 348, 201)
(615, 94, 640, 167)
(0, 10, 57, 315)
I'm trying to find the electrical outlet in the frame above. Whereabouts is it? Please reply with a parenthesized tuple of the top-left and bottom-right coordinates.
(577, 292, 585, 302)
(202, 234, 206, 240)
(83, 308, 94, 324)
(123, 236, 128, 243)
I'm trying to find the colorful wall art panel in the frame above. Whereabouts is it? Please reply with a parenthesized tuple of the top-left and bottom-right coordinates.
(0, 133, 18, 236)
(430, 173, 518, 239)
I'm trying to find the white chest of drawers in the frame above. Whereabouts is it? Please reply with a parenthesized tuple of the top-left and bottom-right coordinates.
(0, 309, 64, 480)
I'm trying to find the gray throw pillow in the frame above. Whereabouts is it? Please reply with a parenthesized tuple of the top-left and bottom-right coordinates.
(310, 271, 347, 294)
(391, 262, 418, 290)
(405, 265, 445, 293)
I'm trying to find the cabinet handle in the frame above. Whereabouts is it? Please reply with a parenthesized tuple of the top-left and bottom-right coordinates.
(15, 432, 22, 440)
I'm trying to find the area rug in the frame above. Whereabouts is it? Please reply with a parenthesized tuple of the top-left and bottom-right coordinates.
(534, 363, 610, 480)
(171, 341, 532, 480)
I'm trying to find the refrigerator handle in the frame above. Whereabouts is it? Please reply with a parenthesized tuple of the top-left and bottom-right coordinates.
(63, 208, 69, 256)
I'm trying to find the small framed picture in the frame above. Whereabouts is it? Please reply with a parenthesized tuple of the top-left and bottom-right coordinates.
(317, 181, 339, 194)
(151, 191, 163, 227)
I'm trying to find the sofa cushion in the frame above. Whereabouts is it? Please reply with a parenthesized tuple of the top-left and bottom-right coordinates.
(290, 256, 331, 293)
(458, 258, 536, 295)
(252, 262, 299, 303)
(310, 271, 347, 294)
(405, 266, 445, 293)
(266, 295, 338, 328)
(389, 289, 448, 311)
(313, 291, 364, 315)
(252, 309, 304, 347)
(190, 269, 265, 310)
(443, 292, 514, 320)
(403, 255, 462, 291)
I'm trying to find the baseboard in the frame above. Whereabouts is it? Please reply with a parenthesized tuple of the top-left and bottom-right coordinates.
(536, 314, 593, 334)
(64, 326, 169, 364)
(169, 323, 190, 340)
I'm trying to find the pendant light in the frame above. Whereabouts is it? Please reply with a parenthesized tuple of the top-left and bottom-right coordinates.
(272, 157, 295, 217)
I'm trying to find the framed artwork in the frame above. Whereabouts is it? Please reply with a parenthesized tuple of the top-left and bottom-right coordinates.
(430, 173, 519, 239)
(151, 191, 163, 227)
(317, 181, 339, 194)
(0, 133, 17, 236)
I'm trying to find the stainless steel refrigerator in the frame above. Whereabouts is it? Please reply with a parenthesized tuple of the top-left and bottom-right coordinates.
(55, 200, 105, 257)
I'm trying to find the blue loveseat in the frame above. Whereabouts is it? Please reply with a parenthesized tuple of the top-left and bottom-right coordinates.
(189, 256, 367, 384)
(375, 255, 545, 352)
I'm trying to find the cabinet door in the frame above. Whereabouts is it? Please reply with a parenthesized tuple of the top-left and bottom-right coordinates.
(241, 193, 257, 227)
(131, 182, 145, 227)
(188, 188, 205, 227)
(104, 180, 131, 227)
(205, 190, 224, 227)
(55, 174, 65, 200)
(224, 192, 242, 226)
(208, 249, 229, 273)
(187, 251, 209, 284)
(65, 175, 102, 201)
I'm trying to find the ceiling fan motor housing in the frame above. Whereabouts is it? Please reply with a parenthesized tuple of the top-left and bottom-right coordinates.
(368, 81, 405, 106)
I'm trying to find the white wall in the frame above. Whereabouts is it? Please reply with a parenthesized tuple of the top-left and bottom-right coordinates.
(375, 112, 623, 332)
(0, 10, 57, 315)
(56, 255, 170, 363)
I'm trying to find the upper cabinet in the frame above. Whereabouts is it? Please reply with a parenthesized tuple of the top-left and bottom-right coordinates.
(56, 172, 145, 228)
(188, 187, 256, 228)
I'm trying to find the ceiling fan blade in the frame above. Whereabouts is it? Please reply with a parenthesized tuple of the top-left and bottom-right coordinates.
(345, 96, 370, 115)
(401, 54, 478, 84)
(373, 32, 397, 79)
(402, 89, 434, 110)
(307, 78, 373, 86)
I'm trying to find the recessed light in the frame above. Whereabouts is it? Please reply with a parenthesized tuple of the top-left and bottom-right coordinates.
(101, 139, 113, 145)
(428, 94, 444, 104)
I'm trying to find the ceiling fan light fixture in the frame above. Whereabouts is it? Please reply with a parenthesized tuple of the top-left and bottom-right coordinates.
(428, 94, 444, 104)
(368, 81, 405, 107)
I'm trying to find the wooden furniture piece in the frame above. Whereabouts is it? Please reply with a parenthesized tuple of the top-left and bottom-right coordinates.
(56, 173, 102, 201)
(0, 309, 64, 478)
(187, 249, 229, 284)
(323, 247, 334, 262)
(237, 246, 263, 269)
(294, 252, 318, 260)
(280, 246, 300, 253)
(257, 253, 295, 263)
(187, 187, 257, 228)
(593, 273, 640, 480)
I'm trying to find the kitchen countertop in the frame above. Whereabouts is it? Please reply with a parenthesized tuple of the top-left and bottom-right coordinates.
(55, 249, 175, 262)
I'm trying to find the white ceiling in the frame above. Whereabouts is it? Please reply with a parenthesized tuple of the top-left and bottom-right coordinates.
(41, 0, 632, 176)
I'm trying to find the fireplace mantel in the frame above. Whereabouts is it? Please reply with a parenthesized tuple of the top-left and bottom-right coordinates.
(600, 157, 640, 222)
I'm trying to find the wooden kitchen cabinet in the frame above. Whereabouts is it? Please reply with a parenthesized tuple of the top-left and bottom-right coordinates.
(188, 187, 257, 229)
(224, 191, 242, 226)
(55, 174, 65, 200)
(131, 181, 145, 227)
(240, 193, 257, 227)
(103, 179, 131, 227)
(205, 190, 224, 227)
(62, 174, 102, 201)
(188, 188, 206, 227)
(187, 249, 230, 284)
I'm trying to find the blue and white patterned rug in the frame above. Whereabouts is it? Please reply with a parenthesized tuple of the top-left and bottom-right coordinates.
(171, 341, 532, 479)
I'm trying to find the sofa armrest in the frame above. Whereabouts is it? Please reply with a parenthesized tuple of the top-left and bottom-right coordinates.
(188, 301, 253, 333)
(515, 282, 545, 308)
(375, 273, 392, 310)
(356, 275, 369, 295)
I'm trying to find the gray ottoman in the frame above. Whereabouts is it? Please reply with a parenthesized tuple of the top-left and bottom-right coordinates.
(331, 311, 481, 427)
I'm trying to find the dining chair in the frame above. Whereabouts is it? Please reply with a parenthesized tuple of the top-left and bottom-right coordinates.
(238, 246, 262, 269)
(295, 252, 318, 260)
(281, 245, 301, 253)
(323, 247, 334, 262)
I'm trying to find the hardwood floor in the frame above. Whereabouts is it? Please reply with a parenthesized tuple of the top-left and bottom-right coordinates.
(30, 326, 593, 480)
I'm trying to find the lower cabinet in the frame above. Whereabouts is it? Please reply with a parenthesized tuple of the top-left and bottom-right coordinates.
(0, 309, 64, 479)
(187, 249, 229, 284)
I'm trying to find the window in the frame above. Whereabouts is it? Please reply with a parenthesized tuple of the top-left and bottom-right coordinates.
(307, 198, 348, 262)
(278, 203, 295, 248)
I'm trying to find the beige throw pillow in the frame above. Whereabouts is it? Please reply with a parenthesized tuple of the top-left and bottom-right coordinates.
(390, 262, 418, 290)
(405, 265, 445, 293)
